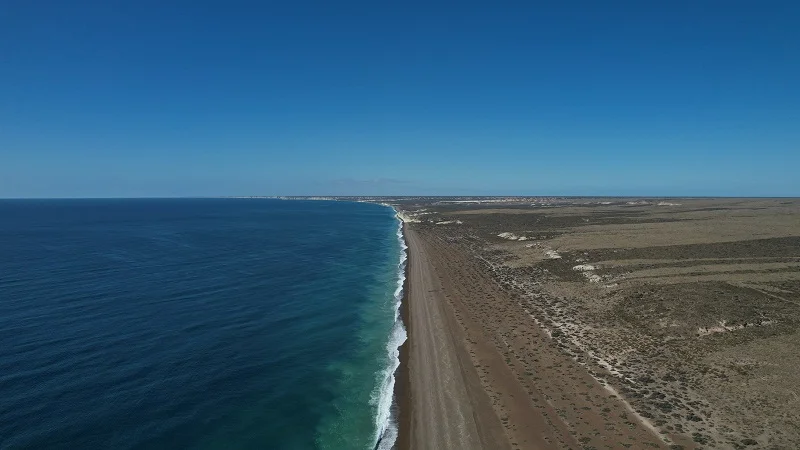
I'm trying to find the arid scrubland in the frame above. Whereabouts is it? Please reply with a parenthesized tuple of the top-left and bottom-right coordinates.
(396, 198, 800, 449)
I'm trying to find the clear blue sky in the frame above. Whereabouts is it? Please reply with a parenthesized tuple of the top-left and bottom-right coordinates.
(2, 1, 798, 197)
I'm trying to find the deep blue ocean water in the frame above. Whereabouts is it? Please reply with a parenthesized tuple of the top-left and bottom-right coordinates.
(0, 199, 406, 450)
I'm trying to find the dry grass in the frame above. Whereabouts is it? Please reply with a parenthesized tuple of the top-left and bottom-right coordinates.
(392, 197, 800, 449)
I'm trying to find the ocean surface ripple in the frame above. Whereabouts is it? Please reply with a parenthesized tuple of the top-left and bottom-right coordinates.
(0, 199, 402, 450)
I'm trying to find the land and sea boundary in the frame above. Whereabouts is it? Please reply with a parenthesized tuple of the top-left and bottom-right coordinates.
(384, 197, 800, 449)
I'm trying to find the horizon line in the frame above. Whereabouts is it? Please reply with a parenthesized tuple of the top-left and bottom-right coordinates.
(2, 195, 799, 200)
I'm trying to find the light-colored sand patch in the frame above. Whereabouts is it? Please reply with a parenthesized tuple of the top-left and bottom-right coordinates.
(698, 319, 775, 336)
(584, 273, 602, 283)
(599, 382, 665, 442)
(545, 250, 562, 259)
(573, 264, 603, 282)
(497, 232, 528, 241)
(396, 211, 422, 223)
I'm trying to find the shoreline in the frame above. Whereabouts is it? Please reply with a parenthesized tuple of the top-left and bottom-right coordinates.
(394, 223, 411, 450)
(377, 205, 408, 450)
(376, 211, 408, 450)
(370, 204, 409, 450)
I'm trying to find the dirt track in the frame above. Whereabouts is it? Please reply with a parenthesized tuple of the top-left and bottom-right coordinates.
(405, 227, 506, 450)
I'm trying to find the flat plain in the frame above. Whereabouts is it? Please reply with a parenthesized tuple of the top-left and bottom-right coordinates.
(393, 197, 800, 449)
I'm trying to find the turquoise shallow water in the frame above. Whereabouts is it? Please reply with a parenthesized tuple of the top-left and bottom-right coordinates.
(0, 198, 405, 450)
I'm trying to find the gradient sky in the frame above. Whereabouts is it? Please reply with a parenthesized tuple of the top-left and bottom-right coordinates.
(2, 1, 799, 197)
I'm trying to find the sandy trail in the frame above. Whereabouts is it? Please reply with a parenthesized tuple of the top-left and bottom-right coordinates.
(405, 227, 509, 450)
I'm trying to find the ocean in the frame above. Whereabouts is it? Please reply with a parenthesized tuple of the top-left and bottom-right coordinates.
(0, 199, 407, 450)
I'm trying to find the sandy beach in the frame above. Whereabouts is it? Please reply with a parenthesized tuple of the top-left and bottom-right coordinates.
(400, 223, 668, 449)
(403, 226, 509, 450)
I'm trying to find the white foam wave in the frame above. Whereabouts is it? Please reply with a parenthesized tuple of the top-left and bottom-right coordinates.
(370, 208, 408, 450)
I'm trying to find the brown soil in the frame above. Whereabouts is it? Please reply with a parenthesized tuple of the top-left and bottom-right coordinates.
(390, 197, 800, 449)
(403, 225, 670, 449)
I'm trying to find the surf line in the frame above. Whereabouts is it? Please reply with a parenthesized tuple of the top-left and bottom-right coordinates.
(371, 204, 408, 450)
